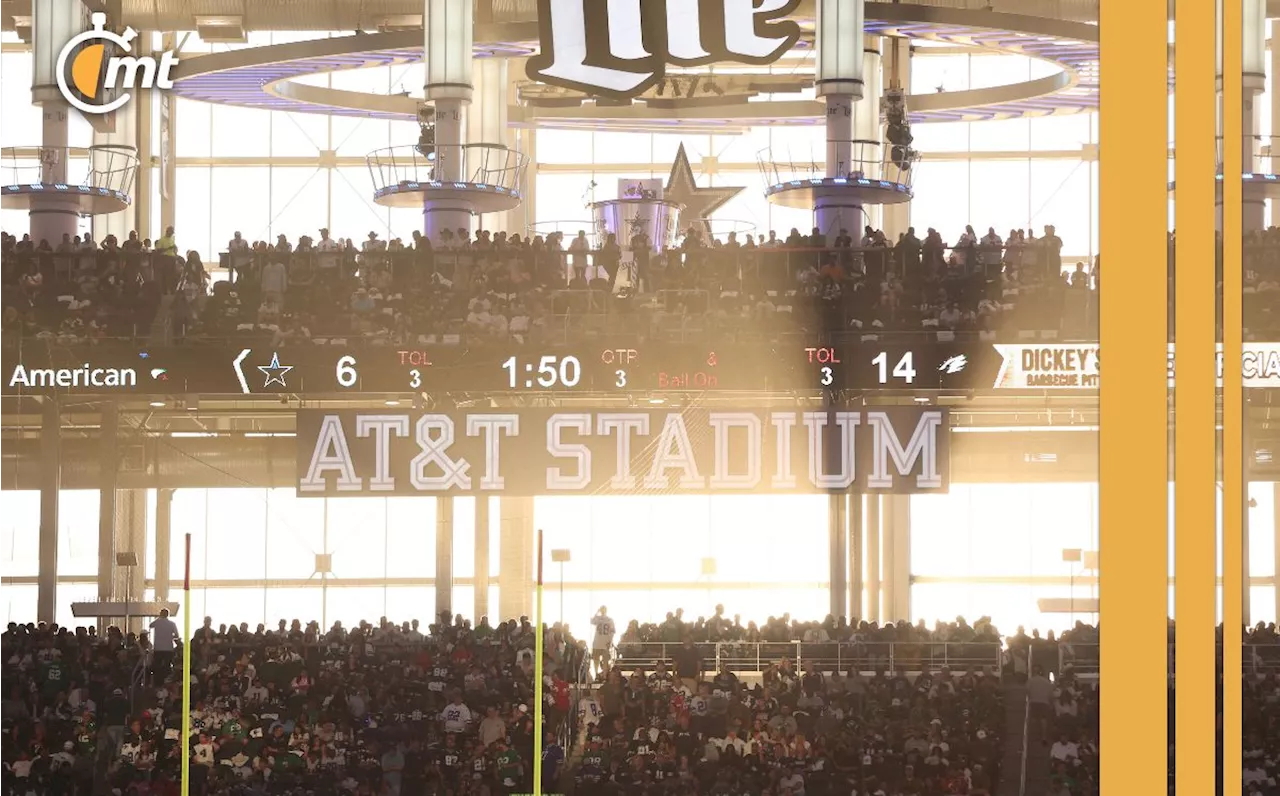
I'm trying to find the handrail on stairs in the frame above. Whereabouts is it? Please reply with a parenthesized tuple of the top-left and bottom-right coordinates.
(1018, 645, 1033, 796)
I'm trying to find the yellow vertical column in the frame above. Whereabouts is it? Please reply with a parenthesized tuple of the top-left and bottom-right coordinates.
(1220, 0, 1244, 792)
(1175, 0, 1219, 791)
(1099, 0, 1170, 791)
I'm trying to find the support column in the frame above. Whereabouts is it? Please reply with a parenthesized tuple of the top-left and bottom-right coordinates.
(828, 493, 848, 621)
(114, 490, 148, 633)
(436, 496, 455, 621)
(154, 489, 173, 604)
(515, 107, 536, 238)
(881, 494, 895, 621)
(866, 496, 881, 623)
(1244, 474, 1253, 627)
(93, 101, 139, 242)
(1230, 2, 1267, 231)
(499, 496, 535, 621)
(134, 71, 154, 241)
(424, 0, 475, 243)
(37, 399, 61, 625)
(475, 496, 491, 621)
(884, 494, 912, 623)
(1271, 481, 1280, 625)
(849, 494, 863, 622)
(468, 57, 511, 234)
(30, 0, 83, 245)
(814, 0, 865, 242)
(881, 37, 912, 240)
(158, 91, 176, 234)
(97, 405, 119, 630)
(853, 39, 884, 232)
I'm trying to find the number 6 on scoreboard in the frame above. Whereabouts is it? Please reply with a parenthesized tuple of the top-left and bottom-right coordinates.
(872, 351, 916, 384)
(336, 355, 358, 388)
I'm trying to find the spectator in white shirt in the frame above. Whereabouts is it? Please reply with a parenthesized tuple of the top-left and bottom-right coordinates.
(244, 679, 268, 703)
(1027, 666, 1055, 737)
(149, 609, 180, 683)
(440, 695, 473, 733)
(317, 228, 341, 276)
(590, 606, 616, 676)
(260, 258, 288, 305)
(1049, 734, 1079, 762)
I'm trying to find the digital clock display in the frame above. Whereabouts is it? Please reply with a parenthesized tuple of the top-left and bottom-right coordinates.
(11, 340, 1280, 396)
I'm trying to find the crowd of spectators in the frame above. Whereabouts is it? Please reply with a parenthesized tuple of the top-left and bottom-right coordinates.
(1026, 622, 1100, 796)
(1, 611, 579, 796)
(587, 609, 1008, 796)
(1241, 227, 1280, 340)
(0, 222, 1098, 348)
(1, 605, 1022, 796)
(1239, 622, 1280, 796)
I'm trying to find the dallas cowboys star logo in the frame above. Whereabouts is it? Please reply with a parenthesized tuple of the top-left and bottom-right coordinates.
(257, 352, 294, 389)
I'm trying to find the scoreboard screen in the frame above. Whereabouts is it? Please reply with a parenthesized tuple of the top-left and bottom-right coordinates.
(3, 341, 1278, 396)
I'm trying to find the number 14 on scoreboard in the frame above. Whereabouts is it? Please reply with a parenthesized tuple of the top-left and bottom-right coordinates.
(872, 351, 917, 384)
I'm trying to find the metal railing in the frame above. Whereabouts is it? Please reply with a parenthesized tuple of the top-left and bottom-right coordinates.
(1018, 644, 1033, 796)
(1, 144, 139, 197)
(757, 139, 918, 190)
(612, 639, 1003, 675)
(0, 241, 1100, 345)
(1056, 641, 1101, 676)
(365, 143, 528, 195)
(1215, 134, 1280, 175)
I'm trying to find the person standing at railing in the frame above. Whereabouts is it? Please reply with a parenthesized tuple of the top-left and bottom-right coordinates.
(866, 229, 892, 284)
(628, 229, 650, 293)
(568, 231, 590, 283)
(315, 227, 340, 285)
(1027, 665, 1055, 741)
(590, 606, 616, 678)
(598, 233, 621, 287)
(979, 227, 1004, 280)
(151, 227, 178, 296)
(260, 255, 288, 310)
(923, 228, 947, 278)
(410, 231, 434, 285)
(673, 636, 703, 693)
(227, 231, 251, 281)
(896, 225, 922, 280)
(1042, 224, 1064, 281)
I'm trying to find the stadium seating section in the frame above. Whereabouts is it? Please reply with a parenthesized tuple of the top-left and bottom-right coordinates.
(2, 225, 1109, 346)
(0, 609, 1024, 796)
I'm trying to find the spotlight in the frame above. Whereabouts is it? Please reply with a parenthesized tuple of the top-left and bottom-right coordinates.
(415, 124, 436, 157)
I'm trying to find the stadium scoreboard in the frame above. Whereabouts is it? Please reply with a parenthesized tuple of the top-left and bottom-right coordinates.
(5, 341, 1280, 396)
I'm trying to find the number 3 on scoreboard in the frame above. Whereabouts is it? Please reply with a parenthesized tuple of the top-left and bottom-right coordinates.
(872, 351, 916, 384)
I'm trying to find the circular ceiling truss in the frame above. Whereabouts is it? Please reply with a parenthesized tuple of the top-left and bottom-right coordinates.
(169, 4, 1102, 126)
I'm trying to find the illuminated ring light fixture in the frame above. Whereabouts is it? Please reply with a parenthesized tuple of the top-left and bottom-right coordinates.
(366, 144, 528, 213)
(1167, 174, 1280, 200)
(168, 4, 1104, 128)
(0, 145, 138, 215)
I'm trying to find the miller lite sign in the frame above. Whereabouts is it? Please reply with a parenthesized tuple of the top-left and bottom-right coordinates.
(527, 0, 802, 100)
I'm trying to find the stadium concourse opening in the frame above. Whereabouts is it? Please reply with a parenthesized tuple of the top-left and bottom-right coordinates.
(0, 0, 1268, 794)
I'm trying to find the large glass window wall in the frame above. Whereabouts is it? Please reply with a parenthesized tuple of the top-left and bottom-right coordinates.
(6, 482, 1275, 634)
(533, 52, 1105, 257)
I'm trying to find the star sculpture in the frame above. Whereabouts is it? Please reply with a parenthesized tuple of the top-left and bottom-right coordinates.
(258, 352, 294, 389)
(663, 143, 744, 237)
